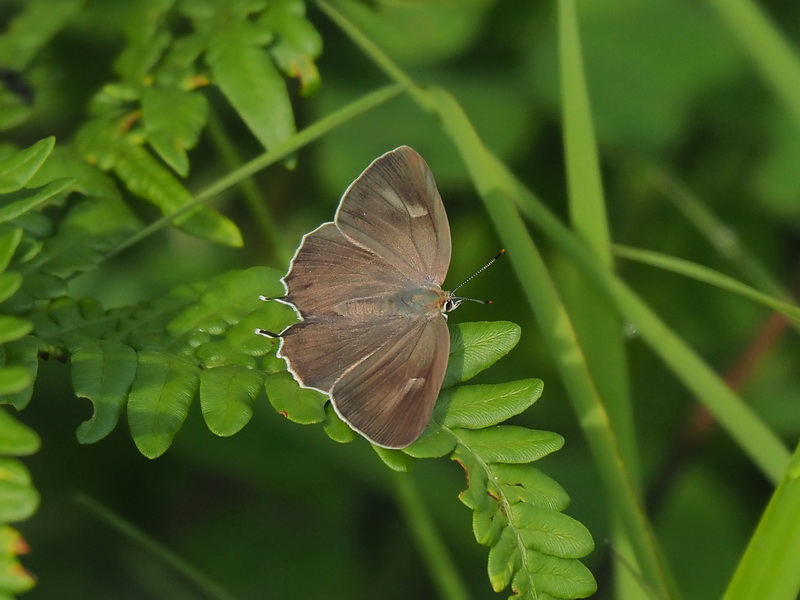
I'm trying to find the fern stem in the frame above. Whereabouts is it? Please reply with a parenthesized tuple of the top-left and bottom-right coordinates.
(74, 492, 237, 600)
(392, 473, 471, 600)
(205, 110, 292, 267)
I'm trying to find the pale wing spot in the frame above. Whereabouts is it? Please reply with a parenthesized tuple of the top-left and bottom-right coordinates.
(400, 377, 426, 397)
(381, 188, 428, 218)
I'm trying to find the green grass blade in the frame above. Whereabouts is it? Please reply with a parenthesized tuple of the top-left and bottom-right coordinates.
(707, 0, 800, 130)
(723, 442, 800, 600)
(393, 473, 472, 600)
(75, 493, 237, 600)
(426, 86, 676, 600)
(656, 170, 790, 299)
(613, 244, 800, 323)
(502, 164, 790, 484)
(558, 2, 643, 595)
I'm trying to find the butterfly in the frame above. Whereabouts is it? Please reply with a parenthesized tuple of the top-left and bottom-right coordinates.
(259, 146, 497, 448)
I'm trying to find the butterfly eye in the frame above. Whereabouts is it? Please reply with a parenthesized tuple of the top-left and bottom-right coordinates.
(443, 298, 463, 313)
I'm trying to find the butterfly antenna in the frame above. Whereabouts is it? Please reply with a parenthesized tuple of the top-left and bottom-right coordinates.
(449, 249, 505, 296)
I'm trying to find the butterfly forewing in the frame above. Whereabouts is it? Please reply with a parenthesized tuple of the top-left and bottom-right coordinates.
(335, 146, 451, 286)
(282, 223, 416, 318)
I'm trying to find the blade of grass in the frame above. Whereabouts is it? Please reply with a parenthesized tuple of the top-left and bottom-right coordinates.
(723, 441, 800, 600)
(393, 473, 471, 600)
(75, 492, 237, 600)
(559, 0, 638, 476)
(206, 111, 292, 267)
(613, 244, 800, 323)
(707, 0, 800, 131)
(103, 83, 406, 260)
(655, 169, 792, 301)
(499, 161, 790, 483)
(426, 85, 677, 600)
(558, 2, 642, 596)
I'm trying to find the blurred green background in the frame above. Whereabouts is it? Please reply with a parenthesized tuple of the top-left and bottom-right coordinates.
(2, 0, 799, 598)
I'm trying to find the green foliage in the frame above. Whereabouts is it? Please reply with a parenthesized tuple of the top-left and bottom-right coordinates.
(0, 0, 798, 599)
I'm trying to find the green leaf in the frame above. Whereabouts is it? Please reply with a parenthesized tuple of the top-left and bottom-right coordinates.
(0, 337, 39, 410)
(260, 0, 323, 96)
(487, 526, 519, 591)
(454, 427, 564, 464)
(0, 178, 72, 224)
(525, 550, 597, 599)
(28, 146, 121, 202)
(0, 366, 32, 398)
(167, 266, 279, 337)
(72, 339, 138, 444)
(436, 379, 544, 430)
(0, 526, 36, 592)
(510, 502, 594, 559)
(127, 350, 199, 459)
(39, 196, 141, 277)
(0, 272, 22, 304)
(372, 445, 416, 472)
(110, 137, 243, 247)
(0, 409, 39, 455)
(264, 371, 327, 425)
(0, 137, 55, 194)
(451, 444, 490, 511)
(0, 227, 22, 271)
(141, 87, 209, 176)
(472, 501, 504, 546)
(403, 427, 457, 459)
(490, 464, 570, 512)
(206, 20, 296, 150)
(443, 321, 521, 388)
(0, 458, 39, 522)
(0, 0, 82, 69)
(199, 365, 263, 436)
(0, 316, 32, 345)
(322, 401, 356, 445)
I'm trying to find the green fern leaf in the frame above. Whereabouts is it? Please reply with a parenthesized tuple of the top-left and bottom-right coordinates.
(0, 457, 38, 522)
(455, 426, 564, 464)
(451, 429, 596, 600)
(0, 178, 72, 224)
(0, 316, 32, 346)
(0, 138, 54, 194)
(141, 87, 209, 177)
(0, 337, 39, 410)
(321, 402, 356, 444)
(74, 119, 242, 247)
(127, 350, 200, 459)
(200, 365, 264, 437)
(0, 272, 22, 304)
(71, 339, 138, 444)
(168, 266, 280, 337)
(0, 409, 38, 456)
(38, 197, 140, 278)
(372, 445, 417, 473)
(443, 321, 521, 388)
(0, 366, 32, 400)
(490, 464, 570, 511)
(0, 228, 22, 271)
(264, 370, 327, 425)
(438, 379, 544, 430)
(259, 0, 323, 96)
(206, 20, 296, 151)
